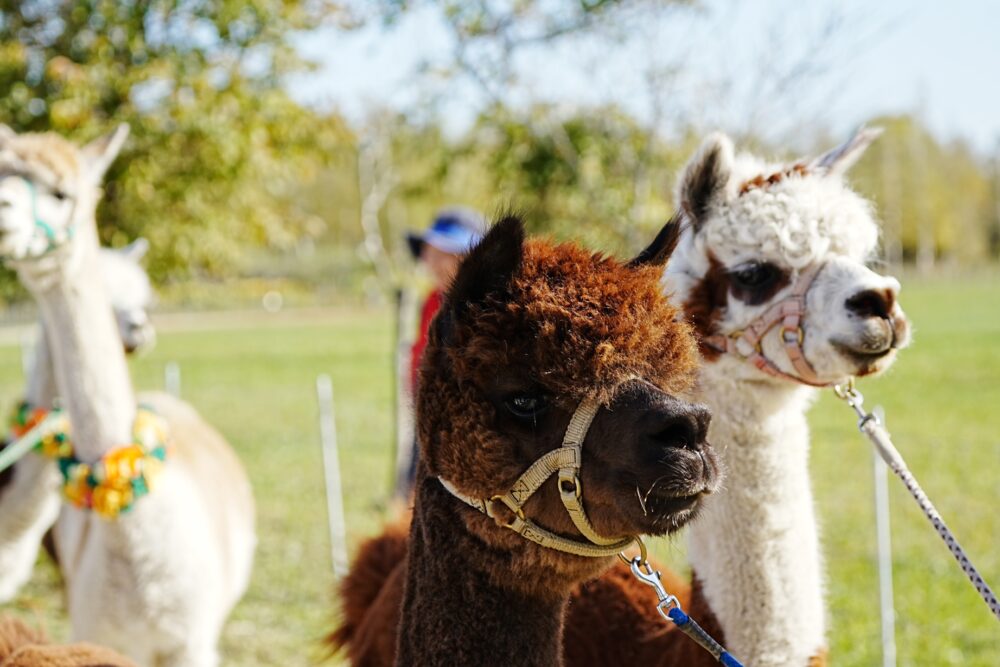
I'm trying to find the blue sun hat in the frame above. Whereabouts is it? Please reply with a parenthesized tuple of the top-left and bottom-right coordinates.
(407, 207, 486, 258)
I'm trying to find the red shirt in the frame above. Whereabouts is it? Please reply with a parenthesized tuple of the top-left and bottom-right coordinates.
(410, 289, 444, 392)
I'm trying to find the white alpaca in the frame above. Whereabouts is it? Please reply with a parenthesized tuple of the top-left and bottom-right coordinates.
(0, 240, 156, 603)
(0, 125, 255, 667)
(664, 129, 911, 666)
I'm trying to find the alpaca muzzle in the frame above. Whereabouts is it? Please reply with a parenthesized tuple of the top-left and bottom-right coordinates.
(439, 396, 637, 558)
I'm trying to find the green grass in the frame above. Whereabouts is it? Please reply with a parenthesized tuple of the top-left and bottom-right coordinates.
(1, 279, 998, 665)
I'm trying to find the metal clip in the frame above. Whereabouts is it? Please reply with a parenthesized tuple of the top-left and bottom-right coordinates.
(833, 376, 883, 432)
(628, 557, 680, 622)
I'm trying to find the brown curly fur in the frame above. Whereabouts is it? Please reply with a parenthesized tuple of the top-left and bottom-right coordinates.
(331, 216, 717, 666)
(0, 617, 136, 667)
(328, 520, 409, 665)
(330, 539, 756, 667)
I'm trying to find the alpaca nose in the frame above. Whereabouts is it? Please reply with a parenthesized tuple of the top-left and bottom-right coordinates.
(845, 286, 897, 321)
(650, 402, 711, 452)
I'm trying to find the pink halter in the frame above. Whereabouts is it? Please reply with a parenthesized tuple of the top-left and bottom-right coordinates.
(703, 263, 830, 387)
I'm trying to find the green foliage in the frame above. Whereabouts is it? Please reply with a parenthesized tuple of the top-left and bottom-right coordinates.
(849, 115, 995, 264)
(0, 0, 350, 286)
(473, 104, 687, 254)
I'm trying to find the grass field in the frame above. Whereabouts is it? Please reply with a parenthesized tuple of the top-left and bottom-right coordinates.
(1, 277, 998, 665)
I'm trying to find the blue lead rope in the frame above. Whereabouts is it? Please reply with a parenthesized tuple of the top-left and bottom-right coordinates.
(666, 605, 744, 667)
(627, 556, 745, 666)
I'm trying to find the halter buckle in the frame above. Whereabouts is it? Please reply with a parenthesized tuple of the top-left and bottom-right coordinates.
(558, 472, 581, 498)
(780, 324, 804, 345)
(488, 494, 525, 527)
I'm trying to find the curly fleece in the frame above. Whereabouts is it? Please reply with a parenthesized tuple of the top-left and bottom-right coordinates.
(332, 218, 702, 666)
(422, 238, 698, 502)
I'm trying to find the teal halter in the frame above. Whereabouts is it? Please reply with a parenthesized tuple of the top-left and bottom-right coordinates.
(20, 176, 74, 254)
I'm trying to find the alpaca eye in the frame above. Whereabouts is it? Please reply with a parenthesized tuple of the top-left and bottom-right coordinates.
(729, 263, 779, 290)
(52, 189, 68, 201)
(504, 394, 548, 419)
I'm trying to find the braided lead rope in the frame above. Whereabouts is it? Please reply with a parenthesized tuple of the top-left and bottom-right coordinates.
(625, 555, 745, 666)
(834, 382, 1000, 622)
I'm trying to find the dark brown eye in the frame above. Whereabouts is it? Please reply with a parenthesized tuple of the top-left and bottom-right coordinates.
(52, 189, 68, 201)
(729, 262, 780, 290)
(505, 394, 549, 419)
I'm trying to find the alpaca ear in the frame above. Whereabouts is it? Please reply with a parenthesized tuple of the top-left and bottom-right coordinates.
(447, 215, 524, 314)
(82, 123, 130, 181)
(120, 237, 150, 263)
(629, 213, 684, 268)
(809, 126, 882, 177)
(676, 132, 734, 231)
(0, 124, 15, 144)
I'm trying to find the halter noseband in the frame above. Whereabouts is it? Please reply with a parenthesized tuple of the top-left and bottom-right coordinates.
(704, 263, 831, 387)
(17, 176, 75, 255)
(440, 395, 636, 558)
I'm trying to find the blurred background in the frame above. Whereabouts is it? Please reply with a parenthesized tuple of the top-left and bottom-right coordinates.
(0, 1, 997, 665)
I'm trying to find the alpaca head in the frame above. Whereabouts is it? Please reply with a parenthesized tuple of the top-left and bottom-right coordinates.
(0, 124, 128, 267)
(100, 238, 156, 354)
(666, 129, 911, 386)
(419, 216, 718, 575)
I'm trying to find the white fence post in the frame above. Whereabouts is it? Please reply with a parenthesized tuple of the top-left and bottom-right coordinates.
(872, 405, 896, 667)
(317, 374, 349, 579)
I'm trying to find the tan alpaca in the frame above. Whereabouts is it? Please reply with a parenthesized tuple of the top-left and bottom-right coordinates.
(0, 125, 255, 667)
(0, 240, 157, 602)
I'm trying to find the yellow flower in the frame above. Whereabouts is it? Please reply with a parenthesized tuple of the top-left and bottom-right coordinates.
(92, 481, 135, 519)
(63, 474, 92, 509)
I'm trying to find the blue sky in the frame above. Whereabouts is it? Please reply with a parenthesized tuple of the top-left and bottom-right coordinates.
(292, 0, 1000, 154)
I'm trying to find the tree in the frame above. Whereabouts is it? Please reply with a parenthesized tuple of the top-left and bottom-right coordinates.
(0, 0, 350, 285)
(849, 115, 994, 265)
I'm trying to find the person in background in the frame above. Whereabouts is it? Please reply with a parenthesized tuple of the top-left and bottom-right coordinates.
(397, 207, 485, 497)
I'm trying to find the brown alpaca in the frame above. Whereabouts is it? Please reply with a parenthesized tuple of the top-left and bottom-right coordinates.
(0, 617, 136, 667)
(332, 215, 721, 666)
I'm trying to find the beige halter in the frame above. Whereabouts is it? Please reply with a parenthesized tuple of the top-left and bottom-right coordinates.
(440, 396, 636, 558)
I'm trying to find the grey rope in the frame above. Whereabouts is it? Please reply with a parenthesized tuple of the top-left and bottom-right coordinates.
(835, 382, 1000, 622)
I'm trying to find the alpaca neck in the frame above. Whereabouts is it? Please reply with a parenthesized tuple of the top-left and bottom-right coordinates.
(25, 324, 57, 408)
(687, 370, 824, 667)
(17, 225, 135, 463)
(396, 473, 566, 667)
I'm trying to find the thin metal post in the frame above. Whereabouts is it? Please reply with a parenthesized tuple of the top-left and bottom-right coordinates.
(165, 361, 181, 397)
(391, 287, 416, 500)
(872, 405, 896, 667)
(317, 374, 349, 578)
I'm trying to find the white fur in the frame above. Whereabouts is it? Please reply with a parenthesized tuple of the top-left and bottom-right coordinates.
(0, 453, 60, 602)
(0, 127, 255, 667)
(665, 130, 910, 665)
(0, 246, 156, 602)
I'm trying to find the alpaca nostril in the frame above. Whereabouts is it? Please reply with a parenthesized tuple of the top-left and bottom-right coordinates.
(845, 288, 894, 321)
(653, 414, 703, 451)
